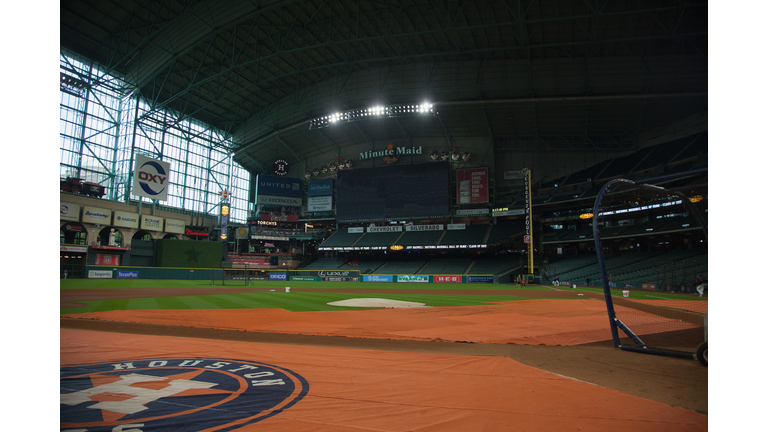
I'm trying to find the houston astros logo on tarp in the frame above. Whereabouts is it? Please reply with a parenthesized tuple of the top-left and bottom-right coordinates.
(132, 154, 171, 202)
(60, 357, 309, 431)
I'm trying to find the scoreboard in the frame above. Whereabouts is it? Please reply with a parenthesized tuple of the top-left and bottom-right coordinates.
(336, 162, 449, 221)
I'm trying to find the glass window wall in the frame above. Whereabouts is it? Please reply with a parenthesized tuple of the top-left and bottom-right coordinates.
(60, 50, 250, 223)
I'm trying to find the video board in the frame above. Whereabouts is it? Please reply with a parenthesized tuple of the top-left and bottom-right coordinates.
(336, 162, 449, 221)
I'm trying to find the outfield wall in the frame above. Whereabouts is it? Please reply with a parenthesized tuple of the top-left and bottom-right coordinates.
(83, 266, 224, 280)
(82, 266, 496, 283)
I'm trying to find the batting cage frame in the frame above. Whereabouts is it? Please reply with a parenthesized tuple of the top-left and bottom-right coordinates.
(212, 265, 255, 286)
(592, 171, 708, 364)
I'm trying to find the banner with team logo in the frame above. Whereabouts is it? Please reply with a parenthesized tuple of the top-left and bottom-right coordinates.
(133, 154, 171, 201)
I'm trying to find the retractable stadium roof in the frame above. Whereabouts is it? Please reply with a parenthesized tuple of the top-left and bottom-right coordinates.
(60, 0, 707, 176)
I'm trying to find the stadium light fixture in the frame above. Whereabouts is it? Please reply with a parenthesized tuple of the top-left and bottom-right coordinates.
(309, 102, 436, 130)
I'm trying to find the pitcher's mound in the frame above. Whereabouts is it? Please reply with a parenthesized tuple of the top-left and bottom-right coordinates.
(327, 298, 427, 308)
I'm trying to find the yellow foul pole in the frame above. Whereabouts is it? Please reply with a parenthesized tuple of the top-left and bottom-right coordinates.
(524, 168, 534, 277)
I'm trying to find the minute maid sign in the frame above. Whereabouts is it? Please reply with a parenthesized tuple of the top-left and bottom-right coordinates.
(359, 143, 422, 164)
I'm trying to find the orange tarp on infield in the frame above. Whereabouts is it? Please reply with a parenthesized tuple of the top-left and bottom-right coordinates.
(61, 329, 706, 431)
(63, 299, 696, 346)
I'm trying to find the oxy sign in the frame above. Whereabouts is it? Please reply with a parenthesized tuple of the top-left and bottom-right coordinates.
(133, 154, 171, 201)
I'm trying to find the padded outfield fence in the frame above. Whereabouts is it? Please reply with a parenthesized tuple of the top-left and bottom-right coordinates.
(81, 265, 498, 284)
(592, 174, 707, 364)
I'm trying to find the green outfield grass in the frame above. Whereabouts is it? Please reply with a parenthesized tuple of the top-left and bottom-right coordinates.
(60, 291, 557, 315)
(60, 279, 703, 315)
(60, 279, 568, 314)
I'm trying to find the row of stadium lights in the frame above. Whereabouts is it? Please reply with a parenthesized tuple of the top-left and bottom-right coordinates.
(309, 103, 435, 129)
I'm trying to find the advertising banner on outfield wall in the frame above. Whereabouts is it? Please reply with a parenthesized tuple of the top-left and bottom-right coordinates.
(117, 271, 138, 279)
(88, 270, 112, 279)
(290, 276, 321, 281)
(397, 275, 429, 283)
(467, 275, 494, 283)
(269, 272, 287, 281)
(315, 270, 359, 278)
(60, 202, 80, 222)
(434, 275, 462, 283)
(322, 276, 352, 282)
(363, 275, 393, 282)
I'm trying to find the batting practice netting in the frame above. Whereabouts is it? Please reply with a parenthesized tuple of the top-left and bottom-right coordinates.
(212, 267, 256, 286)
(592, 174, 707, 362)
